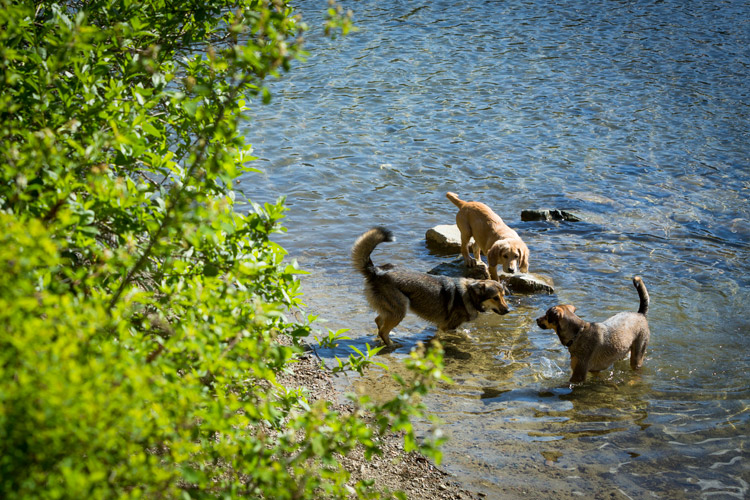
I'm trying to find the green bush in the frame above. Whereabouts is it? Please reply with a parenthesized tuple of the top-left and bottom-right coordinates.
(0, 1, 445, 498)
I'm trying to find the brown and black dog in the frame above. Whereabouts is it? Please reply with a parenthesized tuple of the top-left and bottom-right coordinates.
(446, 192, 529, 281)
(536, 277, 650, 384)
(352, 227, 510, 345)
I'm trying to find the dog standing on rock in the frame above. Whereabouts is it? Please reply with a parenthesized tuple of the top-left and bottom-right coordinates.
(446, 192, 529, 280)
(352, 227, 510, 346)
(536, 276, 651, 384)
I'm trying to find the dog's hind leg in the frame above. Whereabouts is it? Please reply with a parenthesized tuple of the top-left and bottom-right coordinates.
(374, 315, 385, 343)
(471, 240, 485, 267)
(373, 292, 408, 346)
(629, 334, 649, 370)
(459, 232, 476, 268)
(375, 311, 405, 346)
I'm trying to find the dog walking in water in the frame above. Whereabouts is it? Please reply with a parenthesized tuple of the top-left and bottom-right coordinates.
(536, 277, 651, 383)
(446, 192, 529, 280)
(352, 227, 510, 345)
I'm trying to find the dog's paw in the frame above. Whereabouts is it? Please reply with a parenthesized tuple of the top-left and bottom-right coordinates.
(378, 341, 402, 354)
(470, 259, 487, 269)
(474, 263, 491, 279)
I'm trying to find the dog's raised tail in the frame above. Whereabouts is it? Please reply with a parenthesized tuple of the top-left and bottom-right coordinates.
(633, 276, 649, 316)
(446, 192, 465, 208)
(352, 227, 394, 277)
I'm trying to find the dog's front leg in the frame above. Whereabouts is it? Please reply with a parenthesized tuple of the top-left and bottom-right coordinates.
(569, 356, 589, 384)
(629, 335, 648, 370)
(488, 264, 499, 281)
(486, 254, 499, 281)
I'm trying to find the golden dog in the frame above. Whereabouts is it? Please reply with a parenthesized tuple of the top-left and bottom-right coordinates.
(446, 192, 529, 281)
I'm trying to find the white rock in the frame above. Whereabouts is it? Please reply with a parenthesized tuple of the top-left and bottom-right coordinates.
(425, 224, 463, 253)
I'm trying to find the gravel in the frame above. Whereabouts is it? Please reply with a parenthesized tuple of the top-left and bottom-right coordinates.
(278, 352, 480, 499)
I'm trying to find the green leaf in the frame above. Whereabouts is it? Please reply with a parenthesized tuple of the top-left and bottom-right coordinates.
(0, 2, 445, 498)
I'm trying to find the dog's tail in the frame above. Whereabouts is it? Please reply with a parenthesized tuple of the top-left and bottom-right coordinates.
(633, 276, 649, 316)
(446, 191, 465, 208)
(352, 227, 394, 277)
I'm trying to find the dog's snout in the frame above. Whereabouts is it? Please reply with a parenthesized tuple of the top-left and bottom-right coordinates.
(495, 299, 510, 315)
(494, 306, 509, 316)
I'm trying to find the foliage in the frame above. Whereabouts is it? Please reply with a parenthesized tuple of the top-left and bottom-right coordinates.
(0, 0, 446, 498)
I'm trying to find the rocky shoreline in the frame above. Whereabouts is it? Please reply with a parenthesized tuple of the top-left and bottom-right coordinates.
(278, 352, 481, 499)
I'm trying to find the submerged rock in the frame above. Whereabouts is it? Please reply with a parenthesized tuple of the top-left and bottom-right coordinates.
(427, 258, 554, 294)
(521, 209, 581, 222)
(425, 224, 462, 254)
(428, 258, 487, 280)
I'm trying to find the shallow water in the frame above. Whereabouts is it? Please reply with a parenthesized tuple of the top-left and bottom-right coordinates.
(239, 0, 750, 497)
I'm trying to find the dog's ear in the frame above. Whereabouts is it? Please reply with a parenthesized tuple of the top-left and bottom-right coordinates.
(466, 281, 487, 308)
(469, 280, 489, 296)
(547, 306, 562, 322)
(549, 305, 576, 323)
(561, 304, 577, 315)
(469, 280, 503, 300)
(490, 280, 509, 297)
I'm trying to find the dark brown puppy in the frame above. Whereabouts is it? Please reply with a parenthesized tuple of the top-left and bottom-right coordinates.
(536, 277, 650, 383)
(352, 227, 510, 345)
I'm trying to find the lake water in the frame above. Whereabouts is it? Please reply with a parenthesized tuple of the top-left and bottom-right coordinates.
(239, 0, 750, 497)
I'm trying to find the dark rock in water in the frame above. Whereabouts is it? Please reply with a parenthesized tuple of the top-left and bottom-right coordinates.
(521, 209, 581, 222)
(425, 224, 462, 254)
(427, 258, 554, 294)
(497, 271, 555, 294)
(428, 259, 489, 280)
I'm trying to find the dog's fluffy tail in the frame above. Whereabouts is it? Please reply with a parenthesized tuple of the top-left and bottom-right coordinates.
(446, 191, 465, 208)
(633, 276, 649, 316)
(352, 227, 394, 277)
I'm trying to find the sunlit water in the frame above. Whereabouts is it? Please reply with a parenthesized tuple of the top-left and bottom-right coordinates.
(239, 0, 750, 497)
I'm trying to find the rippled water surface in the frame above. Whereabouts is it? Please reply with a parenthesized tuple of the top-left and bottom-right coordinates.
(239, 0, 750, 497)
